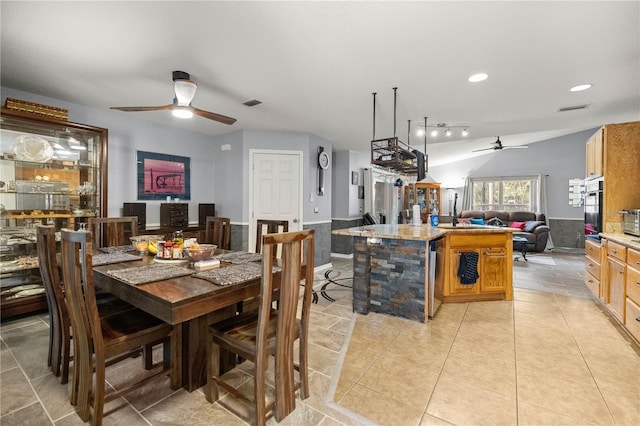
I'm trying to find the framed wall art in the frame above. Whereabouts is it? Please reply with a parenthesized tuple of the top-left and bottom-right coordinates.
(137, 150, 191, 200)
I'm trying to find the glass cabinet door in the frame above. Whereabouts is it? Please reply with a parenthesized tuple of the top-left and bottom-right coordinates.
(0, 107, 107, 319)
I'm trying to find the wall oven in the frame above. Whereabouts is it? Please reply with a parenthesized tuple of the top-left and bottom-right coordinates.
(584, 177, 603, 240)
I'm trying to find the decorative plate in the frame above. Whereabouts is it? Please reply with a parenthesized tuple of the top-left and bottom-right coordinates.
(9, 288, 46, 298)
(10, 135, 54, 163)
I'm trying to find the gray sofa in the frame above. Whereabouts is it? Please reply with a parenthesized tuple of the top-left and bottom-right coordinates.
(458, 210, 550, 253)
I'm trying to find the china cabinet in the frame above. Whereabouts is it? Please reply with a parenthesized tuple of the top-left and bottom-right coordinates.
(404, 182, 441, 221)
(0, 107, 107, 319)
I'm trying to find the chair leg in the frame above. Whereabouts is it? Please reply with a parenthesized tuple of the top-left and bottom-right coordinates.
(143, 343, 153, 370)
(298, 337, 309, 400)
(50, 318, 62, 377)
(205, 340, 220, 403)
(254, 356, 267, 426)
(60, 325, 71, 384)
(92, 356, 106, 426)
(47, 313, 54, 368)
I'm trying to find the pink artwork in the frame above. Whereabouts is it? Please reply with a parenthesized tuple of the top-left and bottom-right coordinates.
(137, 151, 190, 200)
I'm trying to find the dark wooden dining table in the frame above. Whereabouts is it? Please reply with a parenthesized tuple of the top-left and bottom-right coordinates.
(93, 251, 274, 392)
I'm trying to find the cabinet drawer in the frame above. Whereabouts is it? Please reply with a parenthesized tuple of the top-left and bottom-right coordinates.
(624, 298, 640, 343)
(606, 240, 627, 262)
(628, 248, 640, 269)
(585, 239, 601, 260)
(626, 265, 640, 305)
(449, 234, 506, 248)
(584, 272, 600, 299)
(585, 255, 600, 279)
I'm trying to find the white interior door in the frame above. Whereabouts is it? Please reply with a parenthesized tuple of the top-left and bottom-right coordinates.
(249, 150, 302, 252)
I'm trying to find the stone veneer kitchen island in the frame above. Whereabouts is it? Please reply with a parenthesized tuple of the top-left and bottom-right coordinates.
(332, 224, 517, 323)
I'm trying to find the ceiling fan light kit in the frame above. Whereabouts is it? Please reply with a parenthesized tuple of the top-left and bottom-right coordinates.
(110, 70, 237, 125)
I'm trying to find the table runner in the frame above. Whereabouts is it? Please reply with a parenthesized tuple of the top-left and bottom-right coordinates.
(92, 252, 142, 266)
(194, 262, 280, 286)
(105, 263, 193, 285)
(214, 251, 263, 264)
(98, 245, 134, 254)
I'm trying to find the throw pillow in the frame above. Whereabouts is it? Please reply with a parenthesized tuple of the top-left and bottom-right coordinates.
(522, 220, 544, 233)
(470, 218, 485, 225)
(510, 221, 526, 229)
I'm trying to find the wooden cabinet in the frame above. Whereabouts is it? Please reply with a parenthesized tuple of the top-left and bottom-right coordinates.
(584, 239, 602, 299)
(585, 128, 603, 178)
(625, 248, 640, 342)
(0, 108, 107, 319)
(586, 121, 640, 233)
(404, 182, 441, 221)
(443, 232, 512, 302)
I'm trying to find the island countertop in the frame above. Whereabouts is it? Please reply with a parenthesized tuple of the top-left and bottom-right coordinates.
(332, 223, 519, 241)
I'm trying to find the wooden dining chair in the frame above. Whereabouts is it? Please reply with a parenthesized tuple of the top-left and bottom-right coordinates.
(204, 216, 231, 249)
(36, 225, 135, 386)
(205, 229, 315, 426)
(255, 219, 288, 258)
(60, 228, 175, 425)
(87, 216, 138, 248)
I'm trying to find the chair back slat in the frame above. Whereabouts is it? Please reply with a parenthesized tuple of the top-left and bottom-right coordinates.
(205, 216, 231, 249)
(255, 219, 289, 258)
(88, 217, 138, 248)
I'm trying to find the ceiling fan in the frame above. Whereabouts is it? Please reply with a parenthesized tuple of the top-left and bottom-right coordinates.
(110, 71, 237, 125)
(472, 136, 528, 152)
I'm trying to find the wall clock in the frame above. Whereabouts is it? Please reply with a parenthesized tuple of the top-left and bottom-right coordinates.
(317, 146, 330, 195)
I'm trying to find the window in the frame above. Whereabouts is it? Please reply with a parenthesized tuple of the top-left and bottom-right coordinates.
(470, 176, 540, 212)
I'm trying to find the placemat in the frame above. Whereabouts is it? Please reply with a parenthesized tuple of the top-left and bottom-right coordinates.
(98, 245, 134, 254)
(214, 251, 263, 264)
(194, 262, 280, 286)
(105, 263, 193, 285)
(92, 252, 142, 266)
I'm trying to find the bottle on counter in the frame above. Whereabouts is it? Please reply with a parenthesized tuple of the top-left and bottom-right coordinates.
(430, 207, 439, 226)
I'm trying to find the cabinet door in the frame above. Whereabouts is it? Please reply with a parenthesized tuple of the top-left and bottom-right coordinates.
(449, 248, 480, 294)
(585, 129, 603, 178)
(479, 247, 507, 293)
(606, 257, 626, 322)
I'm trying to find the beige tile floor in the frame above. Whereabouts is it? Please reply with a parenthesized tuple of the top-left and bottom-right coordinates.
(1, 251, 639, 425)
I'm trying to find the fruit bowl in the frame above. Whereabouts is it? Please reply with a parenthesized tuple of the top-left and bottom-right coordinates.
(130, 235, 165, 255)
(183, 244, 217, 263)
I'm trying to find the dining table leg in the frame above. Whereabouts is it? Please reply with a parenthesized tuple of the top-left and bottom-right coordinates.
(181, 305, 238, 391)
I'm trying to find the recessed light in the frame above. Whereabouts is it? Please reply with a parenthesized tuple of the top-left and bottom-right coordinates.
(468, 73, 488, 83)
(570, 84, 592, 92)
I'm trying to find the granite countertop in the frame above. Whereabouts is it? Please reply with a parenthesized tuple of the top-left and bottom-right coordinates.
(600, 233, 640, 251)
(332, 224, 519, 242)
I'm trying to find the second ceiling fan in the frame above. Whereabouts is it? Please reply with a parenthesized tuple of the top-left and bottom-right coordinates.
(110, 71, 237, 125)
(473, 136, 528, 152)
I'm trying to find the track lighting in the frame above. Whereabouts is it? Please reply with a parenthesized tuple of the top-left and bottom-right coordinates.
(417, 122, 470, 138)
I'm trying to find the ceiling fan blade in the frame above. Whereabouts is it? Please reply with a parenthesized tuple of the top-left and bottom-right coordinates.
(503, 146, 528, 149)
(110, 105, 173, 112)
(192, 107, 237, 125)
(472, 146, 497, 152)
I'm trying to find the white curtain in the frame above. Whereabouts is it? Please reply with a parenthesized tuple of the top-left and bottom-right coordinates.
(539, 174, 554, 250)
(461, 177, 473, 211)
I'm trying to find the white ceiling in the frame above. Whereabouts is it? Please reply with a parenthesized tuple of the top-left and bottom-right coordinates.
(1, 1, 638, 166)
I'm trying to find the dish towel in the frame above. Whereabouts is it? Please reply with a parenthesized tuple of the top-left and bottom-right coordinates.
(457, 252, 480, 285)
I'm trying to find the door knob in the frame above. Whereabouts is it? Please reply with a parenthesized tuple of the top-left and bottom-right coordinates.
(293, 219, 298, 223)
